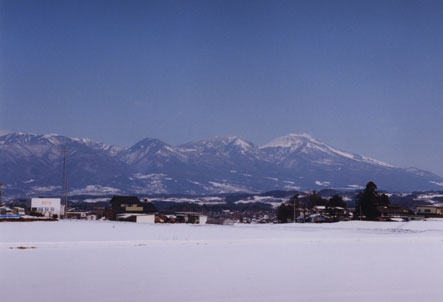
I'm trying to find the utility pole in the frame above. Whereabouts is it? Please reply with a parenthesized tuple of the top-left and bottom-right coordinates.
(62, 148, 68, 218)
(0, 182, 3, 205)
(291, 194, 298, 223)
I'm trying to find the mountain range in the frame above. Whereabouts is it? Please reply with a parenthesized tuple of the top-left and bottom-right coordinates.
(1, 132, 442, 198)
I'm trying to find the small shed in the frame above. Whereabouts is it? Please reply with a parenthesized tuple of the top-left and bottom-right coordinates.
(206, 217, 234, 225)
(116, 213, 155, 224)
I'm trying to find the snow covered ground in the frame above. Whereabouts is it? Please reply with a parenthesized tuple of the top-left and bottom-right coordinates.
(1, 220, 443, 302)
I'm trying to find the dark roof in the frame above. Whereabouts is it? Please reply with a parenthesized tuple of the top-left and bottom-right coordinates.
(110, 196, 141, 205)
(377, 205, 411, 214)
(141, 202, 157, 214)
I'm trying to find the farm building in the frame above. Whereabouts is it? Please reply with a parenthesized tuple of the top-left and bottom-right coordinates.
(377, 205, 413, 219)
(109, 196, 157, 220)
(27, 198, 62, 217)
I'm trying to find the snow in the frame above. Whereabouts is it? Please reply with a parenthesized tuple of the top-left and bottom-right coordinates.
(348, 184, 364, 189)
(360, 155, 393, 168)
(1, 220, 443, 302)
(260, 133, 394, 169)
(152, 196, 226, 205)
(416, 193, 443, 200)
(208, 181, 251, 193)
(69, 185, 120, 195)
(133, 173, 166, 180)
(260, 133, 313, 148)
(415, 192, 443, 204)
(31, 185, 61, 192)
(235, 195, 289, 208)
(82, 198, 110, 203)
(283, 184, 301, 190)
(315, 180, 331, 186)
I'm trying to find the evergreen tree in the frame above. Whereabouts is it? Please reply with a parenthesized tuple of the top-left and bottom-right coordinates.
(277, 194, 299, 223)
(355, 181, 390, 220)
(326, 195, 347, 218)
(327, 195, 347, 208)
(308, 191, 327, 208)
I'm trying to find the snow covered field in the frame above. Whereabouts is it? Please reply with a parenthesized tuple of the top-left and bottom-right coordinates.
(1, 220, 443, 302)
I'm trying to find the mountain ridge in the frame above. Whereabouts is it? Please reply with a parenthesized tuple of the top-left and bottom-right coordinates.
(1, 131, 442, 198)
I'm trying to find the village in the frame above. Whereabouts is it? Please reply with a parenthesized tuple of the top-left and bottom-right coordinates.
(1, 191, 442, 224)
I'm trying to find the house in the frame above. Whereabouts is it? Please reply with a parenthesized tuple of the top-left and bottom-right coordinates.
(0, 206, 12, 215)
(312, 206, 326, 214)
(377, 205, 413, 220)
(308, 213, 331, 223)
(0, 206, 22, 219)
(66, 211, 87, 219)
(109, 196, 157, 220)
(0, 206, 20, 219)
(174, 212, 208, 224)
(416, 206, 443, 217)
(12, 207, 25, 216)
(65, 211, 96, 220)
(154, 212, 207, 224)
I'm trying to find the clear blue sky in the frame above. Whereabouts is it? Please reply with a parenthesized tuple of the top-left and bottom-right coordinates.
(1, 0, 443, 175)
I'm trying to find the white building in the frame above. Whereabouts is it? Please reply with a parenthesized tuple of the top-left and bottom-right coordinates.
(199, 215, 208, 224)
(28, 198, 62, 217)
(116, 213, 155, 224)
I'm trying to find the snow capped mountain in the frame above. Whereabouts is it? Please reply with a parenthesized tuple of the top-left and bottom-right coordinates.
(119, 138, 186, 168)
(260, 133, 315, 149)
(0, 132, 130, 196)
(260, 133, 392, 168)
(183, 136, 256, 153)
(1, 131, 442, 197)
(180, 136, 263, 163)
(71, 137, 126, 157)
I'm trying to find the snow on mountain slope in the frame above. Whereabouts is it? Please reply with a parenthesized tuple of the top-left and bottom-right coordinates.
(180, 136, 262, 160)
(260, 133, 392, 168)
(119, 138, 187, 168)
(1, 131, 443, 196)
(0, 133, 130, 194)
(71, 137, 126, 157)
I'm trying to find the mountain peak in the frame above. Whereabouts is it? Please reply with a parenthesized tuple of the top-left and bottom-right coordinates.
(133, 137, 168, 148)
(184, 135, 256, 152)
(260, 133, 393, 169)
(259, 133, 315, 149)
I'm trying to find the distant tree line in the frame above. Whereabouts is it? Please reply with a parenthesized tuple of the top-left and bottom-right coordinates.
(277, 192, 347, 223)
(277, 181, 392, 223)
